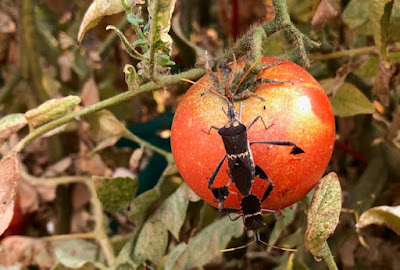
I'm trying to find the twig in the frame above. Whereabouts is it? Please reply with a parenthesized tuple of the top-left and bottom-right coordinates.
(122, 128, 174, 164)
(0, 69, 21, 104)
(311, 47, 377, 61)
(22, 172, 116, 265)
(7, 67, 205, 156)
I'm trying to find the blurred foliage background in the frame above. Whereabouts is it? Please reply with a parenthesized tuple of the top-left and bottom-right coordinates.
(0, 0, 400, 269)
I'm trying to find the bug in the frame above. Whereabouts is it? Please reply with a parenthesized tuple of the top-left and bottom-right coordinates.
(203, 55, 305, 251)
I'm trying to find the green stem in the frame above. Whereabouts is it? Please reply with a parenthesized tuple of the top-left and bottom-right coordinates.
(320, 242, 339, 270)
(122, 129, 174, 164)
(22, 171, 116, 266)
(0, 69, 21, 104)
(20, 0, 50, 102)
(8, 68, 204, 156)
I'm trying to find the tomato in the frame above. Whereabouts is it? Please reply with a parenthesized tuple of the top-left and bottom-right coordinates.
(171, 57, 335, 211)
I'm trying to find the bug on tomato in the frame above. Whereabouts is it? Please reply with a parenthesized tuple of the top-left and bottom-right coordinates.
(172, 56, 335, 250)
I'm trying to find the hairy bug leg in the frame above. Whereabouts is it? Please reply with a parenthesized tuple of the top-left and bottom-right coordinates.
(250, 140, 305, 155)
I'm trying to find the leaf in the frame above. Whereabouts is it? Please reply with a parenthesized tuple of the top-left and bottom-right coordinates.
(106, 25, 147, 60)
(52, 239, 103, 267)
(85, 110, 126, 153)
(311, 0, 339, 31)
(268, 204, 298, 248)
(124, 64, 138, 91)
(0, 154, 20, 236)
(342, 0, 371, 35)
(148, 0, 177, 67)
(152, 183, 189, 239)
(24, 96, 81, 128)
(305, 172, 341, 258)
(0, 114, 27, 144)
(164, 242, 187, 270)
(171, 216, 244, 269)
(348, 156, 389, 213)
(369, 0, 394, 58)
(77, 0, 125, 43)
(129, 188, 160, 221)
(372, 60, 395, 107)
(92, 176, 138, 212)
(356, 205, 400, 235)
(132, 219, 169, 265)
(328, 81, 375, 117)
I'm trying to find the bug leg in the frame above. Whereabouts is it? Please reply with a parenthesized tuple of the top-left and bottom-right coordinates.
(247, 115, 273, 131)
(207, 155, 227, 189)
(250, 140, 305, 155)
(202, 125, 220, 134)
(255, 165, 274, 203)
(211, 186, 230, 210)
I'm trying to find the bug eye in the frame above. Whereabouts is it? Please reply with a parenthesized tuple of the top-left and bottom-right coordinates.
(233, 121, 240, 127)
(225, 123, 231, 128)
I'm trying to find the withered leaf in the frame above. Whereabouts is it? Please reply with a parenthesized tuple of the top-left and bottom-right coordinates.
(372, 60, 395, 107)
(0, 154, 20, 236)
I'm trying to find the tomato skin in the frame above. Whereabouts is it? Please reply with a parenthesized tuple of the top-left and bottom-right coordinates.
(171, 57, 335, 210)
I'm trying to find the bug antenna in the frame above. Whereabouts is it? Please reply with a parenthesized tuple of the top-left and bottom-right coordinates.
(219, 240, 256, 253)
(233, 55, 263, 96)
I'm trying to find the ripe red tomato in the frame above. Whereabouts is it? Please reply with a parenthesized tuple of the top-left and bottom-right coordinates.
(171, 57, 335, 211)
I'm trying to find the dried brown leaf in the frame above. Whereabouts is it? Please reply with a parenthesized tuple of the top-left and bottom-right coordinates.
(0, 154, 19, 236)
(17, 180, 39, 214)
(311, 0, 339, 31)
(81, 77, 100, 107)
(0, 236, 53, 267)
(372, 60, 395, 107)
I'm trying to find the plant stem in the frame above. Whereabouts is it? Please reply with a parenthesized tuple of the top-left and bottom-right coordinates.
(311, 46, 377, 61)
(0, 69, 21, 104)
(22, 171, 116, 265)
(122, 129, 174, 164)
(8, 67, 204, 156)
(320, 242, 339, 270)
(20, 0, 50, 102)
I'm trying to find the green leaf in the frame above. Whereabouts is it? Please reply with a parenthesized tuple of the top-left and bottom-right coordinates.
(52, 239, 103, 268)
(93, 176, 138, 212)
(78, 0, 126, 43)
(129, 188, 160, 221)
(356, 205, 400, 235)
(0, 114, 27, 143)
(148, 0, 177, 67)
(327, 81, 375, 117)
(153, 183, 189, 239)
(369, 0, 394, 59)
(132, 219, 169, 265)
(268, 204, 298, 249)
(85, 110, 126, 152)
(164, 242, 187, 270)
(24, 96, 81, 128)
(170, 216, 244, 269)
(106, 25, 147, 61)
(342, 0, 371, 35)
(124, 64, 138, 91)
(305, 172, 341, 258)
